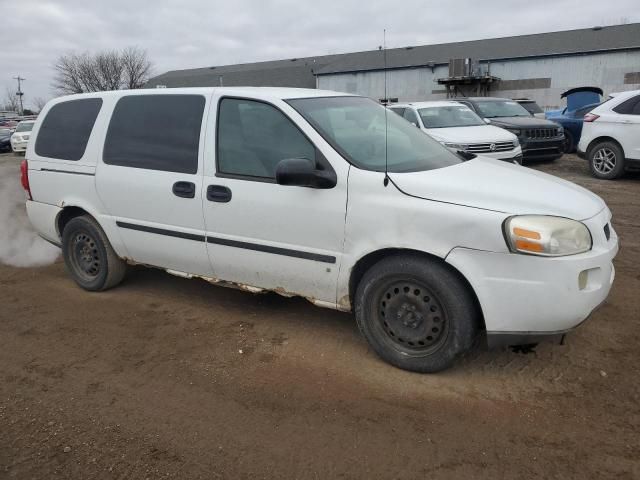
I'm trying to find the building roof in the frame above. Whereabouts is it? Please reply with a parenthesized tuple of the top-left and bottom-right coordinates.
(146, 54, 343, 89)
(315, 23, 640, 75)
(146, 23, 640, 87)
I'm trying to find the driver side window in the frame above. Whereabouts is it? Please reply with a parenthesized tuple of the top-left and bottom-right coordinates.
(217, 98, 316, 179)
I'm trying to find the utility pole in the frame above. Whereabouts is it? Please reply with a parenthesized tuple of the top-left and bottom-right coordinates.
(13, 76, 25, 115)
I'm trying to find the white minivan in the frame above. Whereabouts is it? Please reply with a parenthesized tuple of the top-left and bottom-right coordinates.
(22, 88, 618, 372)
(389, 101, 522, 163)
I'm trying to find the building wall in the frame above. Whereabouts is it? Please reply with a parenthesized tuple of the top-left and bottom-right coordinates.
(316, 51, 640, 110)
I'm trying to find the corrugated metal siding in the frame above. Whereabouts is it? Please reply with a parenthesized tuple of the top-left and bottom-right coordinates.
(317, 51, 640, 110)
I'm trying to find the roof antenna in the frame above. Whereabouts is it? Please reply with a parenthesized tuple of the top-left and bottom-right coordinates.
(382, 29, 390, 187)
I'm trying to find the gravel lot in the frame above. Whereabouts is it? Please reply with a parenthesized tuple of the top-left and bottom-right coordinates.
(1, 152, 639, 479)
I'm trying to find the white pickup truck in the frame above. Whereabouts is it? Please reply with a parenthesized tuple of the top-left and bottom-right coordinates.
(21, 87, 617, 372)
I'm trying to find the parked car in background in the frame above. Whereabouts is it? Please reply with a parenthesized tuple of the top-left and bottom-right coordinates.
(10, 120, 35, 153)
(21, 88, 617, 373)
(389, 101, 522, 163)
(546, 87, 603, 153)
(0, 119, 19, 131)
(454, 97, 565, 162)
(513, 98, 545, 119)
(578, 89, 640, 179)
(0, 128, 12, 152)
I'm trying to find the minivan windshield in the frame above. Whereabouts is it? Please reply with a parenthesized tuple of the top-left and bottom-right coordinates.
(474, 100, 531, 118)
(15, 122, 34, 132)
(287, 96, 461, 173)
(418, 105, 484, 128)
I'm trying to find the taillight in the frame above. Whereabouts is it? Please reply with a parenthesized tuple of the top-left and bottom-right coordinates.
(20, 159, 32, 200)
(584, 113, 599, 122)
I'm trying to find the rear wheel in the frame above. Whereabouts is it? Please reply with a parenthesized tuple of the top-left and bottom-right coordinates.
(62, 215, 127, 291)
(589, 141, 625, 179)
(354, 254, 479, 373)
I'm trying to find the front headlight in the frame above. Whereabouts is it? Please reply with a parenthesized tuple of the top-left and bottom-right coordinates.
(444, 142, 468, 151)
(504, 215, 592, 256)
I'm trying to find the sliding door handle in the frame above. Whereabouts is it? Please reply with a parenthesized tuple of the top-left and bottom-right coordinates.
(172, 181, 196, 199)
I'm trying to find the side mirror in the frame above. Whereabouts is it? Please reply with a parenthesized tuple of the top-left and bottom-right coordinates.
(483, 118, 491, 124)
(410, 121, 419, 127)
(275, 158, 337, 189)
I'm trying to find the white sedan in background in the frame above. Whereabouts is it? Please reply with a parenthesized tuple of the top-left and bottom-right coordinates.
(389, 101, 523, 163)
(11, 120, 35, 153)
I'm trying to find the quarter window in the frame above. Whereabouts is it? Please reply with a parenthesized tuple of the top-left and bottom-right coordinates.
(216, 98, 316, 179)
(35, 98, 102, 161)
(103, 95, 205, 174)
(612, 95, 640, 115)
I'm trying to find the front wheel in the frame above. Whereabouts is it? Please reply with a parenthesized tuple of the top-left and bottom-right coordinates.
(589, 141, 625, 180)
(563, 131, 574, 153)
(354, 254, 479, 373)
(62, 215, 127, 291)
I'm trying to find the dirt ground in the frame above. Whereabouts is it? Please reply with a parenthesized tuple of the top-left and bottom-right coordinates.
(1, 152, 639, 479)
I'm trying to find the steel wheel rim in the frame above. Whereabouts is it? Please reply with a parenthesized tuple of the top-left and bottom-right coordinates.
(71, 231, 101, 279)
(375, 280, 449, 356)
(593, 148, 616, 174)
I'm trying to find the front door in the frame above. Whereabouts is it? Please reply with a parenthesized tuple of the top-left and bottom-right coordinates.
(201, 95, 349, 305)
(95, 93, 212, 277)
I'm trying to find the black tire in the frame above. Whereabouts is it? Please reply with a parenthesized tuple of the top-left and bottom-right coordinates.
(62, 215, 127, 291)
(588, 141, 625, 180)
(354, 254, 479, 373)
(563, 130, 574, 153)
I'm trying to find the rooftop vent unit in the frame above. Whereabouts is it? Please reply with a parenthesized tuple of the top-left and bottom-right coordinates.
(448, 58, 480, 77)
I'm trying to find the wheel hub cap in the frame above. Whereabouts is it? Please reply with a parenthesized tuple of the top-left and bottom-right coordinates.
(72, 232, 100, 277)
(593, 148, 616, 174)
(379, 282, 448, 351)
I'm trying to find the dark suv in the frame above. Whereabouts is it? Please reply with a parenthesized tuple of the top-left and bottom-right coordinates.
(454, 97, 564, 162)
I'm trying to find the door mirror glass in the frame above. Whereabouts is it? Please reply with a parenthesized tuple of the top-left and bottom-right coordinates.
(275, 158, 336, 189)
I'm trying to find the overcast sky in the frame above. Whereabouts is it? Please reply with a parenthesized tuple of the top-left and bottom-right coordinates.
(2, 0, 638, 109)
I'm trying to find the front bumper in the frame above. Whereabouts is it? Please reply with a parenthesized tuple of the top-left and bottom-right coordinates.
(11, 140, 28, 152)
(521, 138, 564, 160)
(480, 146, 523, 163)
(446, 208, 618, 343)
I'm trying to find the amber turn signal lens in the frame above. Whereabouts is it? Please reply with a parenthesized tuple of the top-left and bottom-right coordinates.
(514, 239, 544, 252)
(512, 227, 541, 240)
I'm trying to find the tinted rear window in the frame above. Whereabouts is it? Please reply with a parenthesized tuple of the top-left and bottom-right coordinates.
(103, 95, 205, 174)
(35, 98, 102, 160)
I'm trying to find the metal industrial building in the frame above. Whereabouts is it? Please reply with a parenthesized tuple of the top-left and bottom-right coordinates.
(146, 23, 640, 110)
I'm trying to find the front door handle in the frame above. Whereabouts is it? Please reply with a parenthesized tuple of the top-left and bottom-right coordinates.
(207, 185, 232, 203)
(172, 181, 196, 199)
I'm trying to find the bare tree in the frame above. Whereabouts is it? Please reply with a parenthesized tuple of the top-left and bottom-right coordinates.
(2, 86, 20, 112)
(32, 97, 49, 112)
(122, 47, 153, 89)
(53, 47, 154, 95)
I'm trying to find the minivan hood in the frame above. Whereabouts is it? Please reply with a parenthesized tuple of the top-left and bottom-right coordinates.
(488, 116, 560, 128)
(424, 125, 516, 144)
(390, 157, 604, 220)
